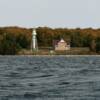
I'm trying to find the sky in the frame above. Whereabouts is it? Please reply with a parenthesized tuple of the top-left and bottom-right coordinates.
(0, 0, 99, 28)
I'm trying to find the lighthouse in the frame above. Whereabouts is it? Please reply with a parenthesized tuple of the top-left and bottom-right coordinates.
(32, 29, 38, 51)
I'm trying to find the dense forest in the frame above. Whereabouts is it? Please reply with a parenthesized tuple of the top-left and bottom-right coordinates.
(0, 26, 100, 55)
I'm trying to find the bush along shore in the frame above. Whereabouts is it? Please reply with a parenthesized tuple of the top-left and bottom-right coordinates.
(0, 26, 100, 55)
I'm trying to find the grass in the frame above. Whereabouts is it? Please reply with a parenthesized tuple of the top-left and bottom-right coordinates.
(17, 47, 99, 55)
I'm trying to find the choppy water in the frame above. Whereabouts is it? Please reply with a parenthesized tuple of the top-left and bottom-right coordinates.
(0, 56, 100, 100)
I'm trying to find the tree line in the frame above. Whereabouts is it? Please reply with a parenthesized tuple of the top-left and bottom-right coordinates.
(0, 26, 100, 54)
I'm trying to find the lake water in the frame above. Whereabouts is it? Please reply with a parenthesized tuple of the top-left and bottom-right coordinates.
(0, 56, 100, 100)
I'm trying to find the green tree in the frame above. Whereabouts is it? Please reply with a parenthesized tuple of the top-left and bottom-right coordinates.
(0, 33, 20, 55)
(16, 34, 30, 49)
(95, 37, 100, 52)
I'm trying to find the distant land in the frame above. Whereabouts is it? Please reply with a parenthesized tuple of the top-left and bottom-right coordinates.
(0, 26, 100, 55)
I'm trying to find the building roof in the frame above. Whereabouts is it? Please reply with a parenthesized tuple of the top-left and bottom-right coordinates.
(59, 39, 65, 43)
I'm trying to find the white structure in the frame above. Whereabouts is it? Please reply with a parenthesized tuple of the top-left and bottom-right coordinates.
(32, 29, 38, 51)
(55, 39, 70, 51)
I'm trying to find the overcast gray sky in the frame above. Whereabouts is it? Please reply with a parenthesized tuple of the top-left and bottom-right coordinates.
(0, 0, 99, 28)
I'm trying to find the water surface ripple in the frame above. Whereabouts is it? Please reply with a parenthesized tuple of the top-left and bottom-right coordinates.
(0, 56, 100, 100)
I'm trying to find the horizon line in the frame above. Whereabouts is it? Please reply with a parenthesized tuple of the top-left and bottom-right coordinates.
(0, 25, 100, 29)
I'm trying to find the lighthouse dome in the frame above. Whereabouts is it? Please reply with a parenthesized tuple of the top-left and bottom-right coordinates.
(32, 29, 37, 35)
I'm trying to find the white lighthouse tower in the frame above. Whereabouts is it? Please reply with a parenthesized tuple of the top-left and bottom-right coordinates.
(32, 29, 38, 51)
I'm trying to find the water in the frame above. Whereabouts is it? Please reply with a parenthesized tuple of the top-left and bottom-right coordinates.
(0, 56, 100, 100)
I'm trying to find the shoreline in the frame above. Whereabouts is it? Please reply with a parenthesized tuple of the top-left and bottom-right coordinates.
(0, 55, 100, 57)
